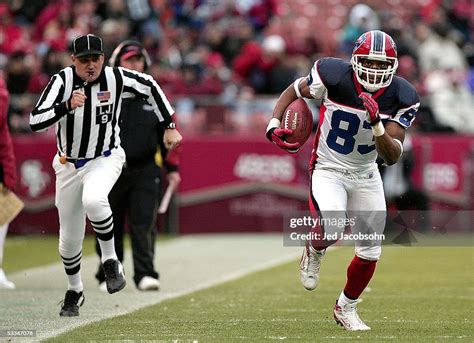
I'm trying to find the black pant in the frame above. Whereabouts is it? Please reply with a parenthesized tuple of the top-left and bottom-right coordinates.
(95, 162, 160, 286)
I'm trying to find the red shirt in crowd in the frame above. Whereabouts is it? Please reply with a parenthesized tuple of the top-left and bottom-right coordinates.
(0, 77, 17, 190)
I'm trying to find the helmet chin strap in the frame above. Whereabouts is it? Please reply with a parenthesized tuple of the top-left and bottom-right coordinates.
(356, 71, 382, 92)
(353, 72, 388, 99)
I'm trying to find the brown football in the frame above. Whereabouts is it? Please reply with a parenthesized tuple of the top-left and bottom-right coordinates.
(281, 98, 313, 147)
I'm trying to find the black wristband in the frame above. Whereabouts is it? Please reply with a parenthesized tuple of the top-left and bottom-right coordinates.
(370, 116, 381, 126)
(266, 127, 276, 142)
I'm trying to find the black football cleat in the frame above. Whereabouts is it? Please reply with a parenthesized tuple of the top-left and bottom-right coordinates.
(102, 259, 126, 294)
(59, 290, 85, 317)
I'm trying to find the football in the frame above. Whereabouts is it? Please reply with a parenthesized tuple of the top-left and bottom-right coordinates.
(282, 98, 313, 147)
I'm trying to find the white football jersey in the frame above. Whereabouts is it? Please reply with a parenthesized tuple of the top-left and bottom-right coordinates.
(307, 58, 419, 172)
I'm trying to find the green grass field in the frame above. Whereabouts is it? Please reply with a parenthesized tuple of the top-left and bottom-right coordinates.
(44, 245, 473, 342)
(3, 234, 175, 273)
(3, 235, 97, 273)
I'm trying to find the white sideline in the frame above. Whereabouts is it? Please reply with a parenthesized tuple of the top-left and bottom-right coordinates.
(0, 234, 301, 341)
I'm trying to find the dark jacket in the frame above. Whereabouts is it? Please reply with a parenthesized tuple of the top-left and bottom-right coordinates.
(120, 96, 179, 172)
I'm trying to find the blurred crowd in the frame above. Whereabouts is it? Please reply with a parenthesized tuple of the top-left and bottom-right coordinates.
(0, 0, 472, 134)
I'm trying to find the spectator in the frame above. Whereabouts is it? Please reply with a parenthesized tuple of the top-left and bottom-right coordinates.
(125, 0, 162, 43)
(233, 34, 287, 94)
(0, 4, 29, 55)
(0, 64, 17, 290)
(234, 0, 279, 33)
(427, 69, 474, 134)
(340, 4, 380, 57)
(416, 22, 468, 73)
(5, 51, 31, 94)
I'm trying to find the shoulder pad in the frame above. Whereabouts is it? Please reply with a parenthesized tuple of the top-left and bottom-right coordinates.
(393, 76, 419, 108)
(316, 58, 351, 87)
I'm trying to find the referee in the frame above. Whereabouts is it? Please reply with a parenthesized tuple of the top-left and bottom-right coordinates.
(29, 34, 182, 317)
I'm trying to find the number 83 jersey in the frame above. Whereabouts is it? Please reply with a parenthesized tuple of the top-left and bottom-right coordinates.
(307, 57, 419, 172)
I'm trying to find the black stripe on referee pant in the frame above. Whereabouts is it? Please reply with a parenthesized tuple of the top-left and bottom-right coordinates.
(60, 251, 82, 275)
(60, 250, 82, 262)
(91, 215, 114, 241)
(90, 214, 113, 227)
(62, 258, 82, 267)
(63, 264, 80, 275)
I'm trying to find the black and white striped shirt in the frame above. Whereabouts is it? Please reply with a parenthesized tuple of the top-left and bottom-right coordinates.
(30, 66, 174, 159)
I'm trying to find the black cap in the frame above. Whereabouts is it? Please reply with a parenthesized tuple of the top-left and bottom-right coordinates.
(72, 34, 104, 57)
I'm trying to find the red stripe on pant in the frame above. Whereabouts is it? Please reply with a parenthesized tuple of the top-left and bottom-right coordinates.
(308, 185, 337, 251)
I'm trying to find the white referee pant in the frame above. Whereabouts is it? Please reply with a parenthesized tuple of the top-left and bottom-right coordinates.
(310, 164, 386, 260)
(52, 147, 125, 272)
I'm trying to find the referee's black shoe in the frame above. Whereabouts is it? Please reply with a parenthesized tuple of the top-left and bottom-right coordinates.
(59, 290, 85, 317)
(103, 259, 126, 294)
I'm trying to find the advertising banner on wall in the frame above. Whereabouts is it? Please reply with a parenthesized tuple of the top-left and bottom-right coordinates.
(9, 134, 474, 234)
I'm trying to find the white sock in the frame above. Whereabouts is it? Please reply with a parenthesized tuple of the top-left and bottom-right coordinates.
(67, 272, 83, 293)
(338, 291, 357, 307)
(98, 237, 118, 262)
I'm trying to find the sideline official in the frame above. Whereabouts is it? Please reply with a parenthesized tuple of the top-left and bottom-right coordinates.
(95, 41, 181, 291)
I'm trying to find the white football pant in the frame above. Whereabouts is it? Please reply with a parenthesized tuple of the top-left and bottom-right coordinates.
(52, 147, 125, 273)
(310, 164, 386, 260)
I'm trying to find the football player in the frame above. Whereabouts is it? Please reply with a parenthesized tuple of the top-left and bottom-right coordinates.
(267, 30, 419, 330)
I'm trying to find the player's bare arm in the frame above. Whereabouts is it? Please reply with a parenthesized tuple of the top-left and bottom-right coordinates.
(271, 78, 312, 121)
(272, 83, 299, 121)
(374, 122, 404, 165)
(360, 92, 404, 165)
(266, 80, 310, 151)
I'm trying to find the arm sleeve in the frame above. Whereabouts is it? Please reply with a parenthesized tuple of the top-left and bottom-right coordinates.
(120, 68, 175, 127)
(29, 74, 68, 132)
(390, 102, 419, 129)
(306, 60, 328, 101)
(389, 80, 420, 129)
